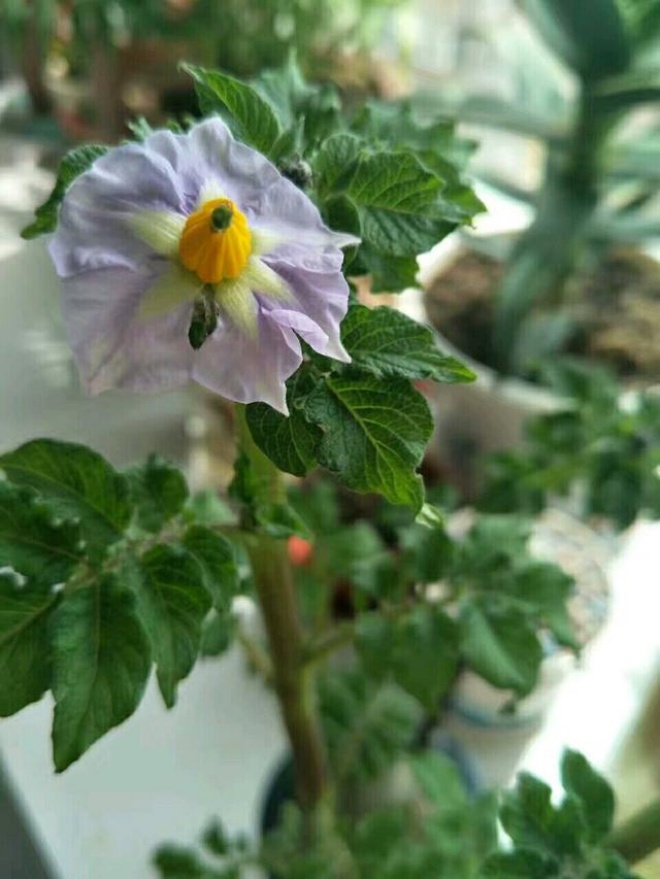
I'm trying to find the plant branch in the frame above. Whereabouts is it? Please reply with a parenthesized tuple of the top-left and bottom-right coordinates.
(302, 596, 429, 667)
(236, 628, 274, 684)
(608, 797, 660, 865)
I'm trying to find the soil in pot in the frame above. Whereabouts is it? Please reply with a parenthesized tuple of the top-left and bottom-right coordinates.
(424, 246, 660, 384)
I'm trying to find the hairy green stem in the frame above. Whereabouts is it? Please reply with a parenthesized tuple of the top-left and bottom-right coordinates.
(608, 797, 660, 865)
(234, 407, 329, 822)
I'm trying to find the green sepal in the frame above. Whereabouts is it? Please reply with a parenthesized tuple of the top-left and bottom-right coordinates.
(188, 294, 219, 351)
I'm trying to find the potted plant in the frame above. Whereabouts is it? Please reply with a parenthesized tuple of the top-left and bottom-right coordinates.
(2, 56, 659, 879)
(417, 0, 660, 488)
(426, 0, 660, 375)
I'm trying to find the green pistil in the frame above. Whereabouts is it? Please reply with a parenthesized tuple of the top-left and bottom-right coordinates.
(210, 204, 233, 231)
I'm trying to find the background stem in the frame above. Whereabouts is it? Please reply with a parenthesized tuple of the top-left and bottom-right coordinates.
(608, 798, 660, 865)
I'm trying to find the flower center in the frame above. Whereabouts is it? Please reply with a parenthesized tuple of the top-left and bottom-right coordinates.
(179, 198, 252, 284)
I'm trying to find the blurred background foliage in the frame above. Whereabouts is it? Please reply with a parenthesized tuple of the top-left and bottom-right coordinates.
(1, 0, 410, 140)
(419, 0, 660, 382)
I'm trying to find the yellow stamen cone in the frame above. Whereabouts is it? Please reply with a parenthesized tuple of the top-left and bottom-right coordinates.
(179, 198, 252, 285)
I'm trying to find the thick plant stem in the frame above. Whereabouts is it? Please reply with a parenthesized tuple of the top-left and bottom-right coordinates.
(608, 798, 660, 865)
(234, 407, 328, 823)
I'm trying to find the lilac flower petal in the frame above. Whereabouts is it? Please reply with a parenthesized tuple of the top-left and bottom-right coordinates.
(193, 310, 303, 414)
(260, 259, 351, 359)
(49, 146, 186, 277)
(143, 119, 281, 216)
(267, 308, 349, 363)
(61, 266, 195, 393)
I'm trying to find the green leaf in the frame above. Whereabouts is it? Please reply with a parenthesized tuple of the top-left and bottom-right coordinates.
(355, 614, 397, 680)
(251, 55, 341, 140)
(202, 819, 229, 856)
(183, 64, 281, 156)
(391, 606, 460, 709)
(0, 573, 59, 716)
(507, 562, 577, 650)
(0, 439, 132, 560)
(500, 772, 556, 849)
(561, 749, 615, 841)
(200, 609, 236, 658)
(341, 303, 475, 384)
(322, 522, 386, 584)
(21, 144, 108, 239)
(136, 544, 212, 708)
(478, 849, 556, 879)
(250, 55, 309, 129)
(410, 751, 469, 812)
(400, 520, 455, 584)
(153, 845, 208, 879)
(358, 606, 460, 710)
(593, 69, 660, 112)
(184, 490, 235, 527)
(303, 373, 433, 511)
(125, 454, 188, 533)
(354, 246, 420, 292)
(51, 575, 151, 771)
(460, 604, 543, 697)
(319, 670, 422, 784)
(246, 381, 322, 478)
(0, 482, 83, 587)
(524, 0, 631, 80)
(323, 195, 362, 256)
(459, 515, 532, 579)
(618, 0, 660, 46)
(313, 133, 362, 199)
(181, 525, 238, 611)
(347, 151, 447, 257)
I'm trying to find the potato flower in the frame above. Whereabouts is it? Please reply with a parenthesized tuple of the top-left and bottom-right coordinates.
(48, 119, 358, 413)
